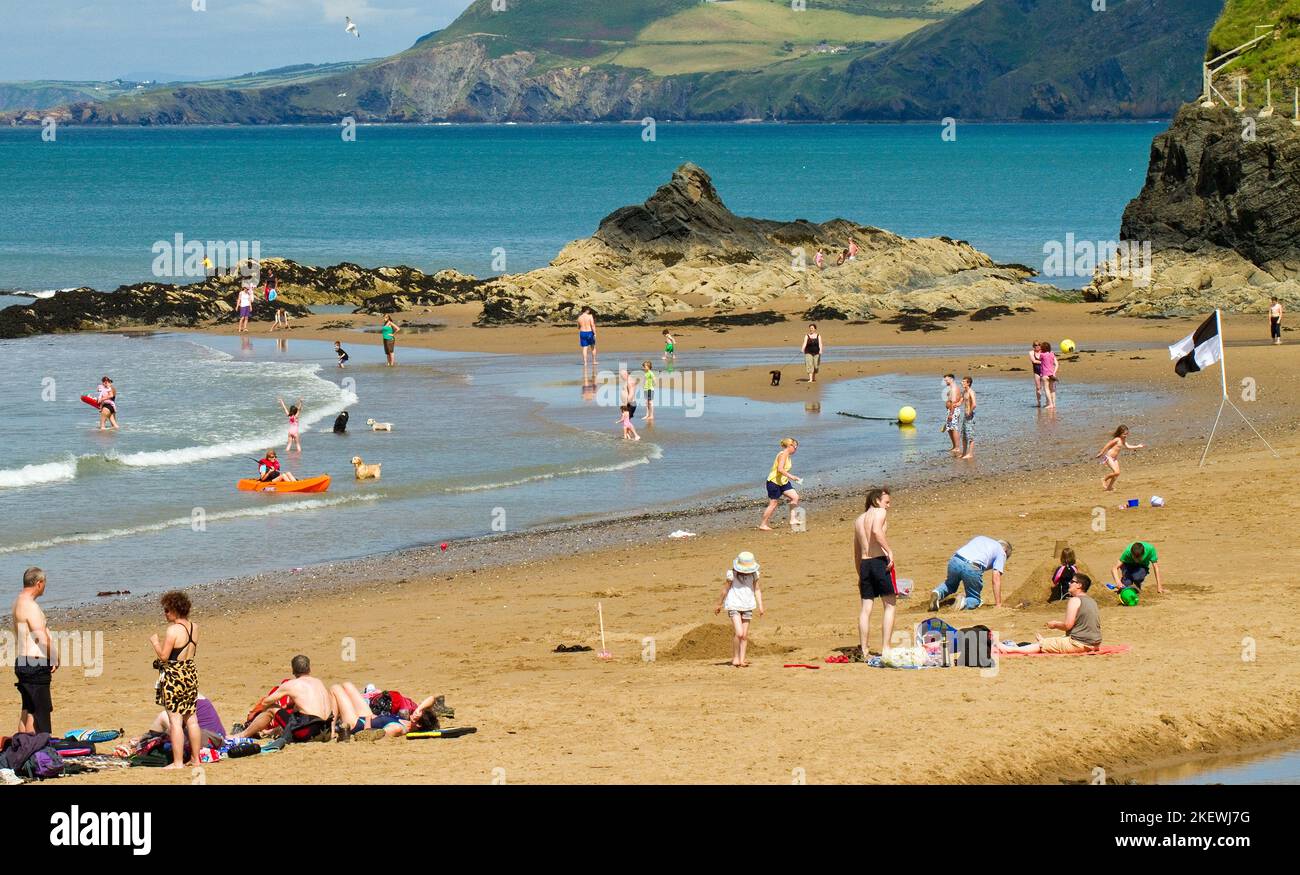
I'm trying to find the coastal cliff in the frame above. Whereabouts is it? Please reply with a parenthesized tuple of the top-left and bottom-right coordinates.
(1089, 106, 1300, 315)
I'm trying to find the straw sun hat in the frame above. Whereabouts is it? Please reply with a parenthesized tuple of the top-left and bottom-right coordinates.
(732, 551, 760, 574)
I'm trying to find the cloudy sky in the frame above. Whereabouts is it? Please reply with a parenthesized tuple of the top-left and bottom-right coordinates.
(0, 0, 475, 81)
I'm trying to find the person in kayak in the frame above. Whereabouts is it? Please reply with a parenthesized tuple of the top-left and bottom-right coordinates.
(256, 449, 297, 483)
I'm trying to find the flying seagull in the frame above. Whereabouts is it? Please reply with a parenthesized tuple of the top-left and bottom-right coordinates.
(345, 16, 359, 37)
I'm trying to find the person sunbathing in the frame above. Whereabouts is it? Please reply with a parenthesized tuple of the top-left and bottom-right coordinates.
(996, 575, 1101, 654)
(115, 693, 226, 758)
(331, 681, 446, 740)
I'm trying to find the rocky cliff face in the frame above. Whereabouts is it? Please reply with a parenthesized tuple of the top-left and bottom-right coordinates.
(1089, 104, 1300, 315)
(480, 163, 1053, 324)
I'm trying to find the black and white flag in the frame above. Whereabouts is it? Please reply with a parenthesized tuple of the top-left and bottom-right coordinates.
(1169, 313, 1222, 378)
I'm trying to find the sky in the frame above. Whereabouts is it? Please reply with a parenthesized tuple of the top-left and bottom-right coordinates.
(0, 0, 475, 81)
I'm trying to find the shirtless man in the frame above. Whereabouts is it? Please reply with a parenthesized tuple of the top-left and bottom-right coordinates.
(941, 373, 961, 455)
(1270, 297, 1284, 345)
(959, 376, 977, 460)
(853, 488, 897, 659)
(12, 567, 56, 734)
(578, 306, 597, 368)
(229, 655, 333, 744)
(620, 366, 640, 419)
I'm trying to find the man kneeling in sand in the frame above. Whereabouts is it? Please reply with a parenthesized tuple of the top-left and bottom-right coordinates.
(229, 654, 334, 744)
(997, 575, 1101, 654)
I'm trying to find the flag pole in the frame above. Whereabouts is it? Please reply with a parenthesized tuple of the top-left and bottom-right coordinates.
(1199, 308, 1279, 465)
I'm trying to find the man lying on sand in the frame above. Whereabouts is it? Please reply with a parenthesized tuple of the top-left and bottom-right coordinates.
(228, 654, 333, 744)
(996, 574, 1101, 654)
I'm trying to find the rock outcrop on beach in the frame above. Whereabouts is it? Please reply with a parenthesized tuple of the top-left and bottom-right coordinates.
(479, 163, 1053, 324)
(1088, 104, 1300, 315)
(257, 260, 484, 307)
(0, 284, 311, 339)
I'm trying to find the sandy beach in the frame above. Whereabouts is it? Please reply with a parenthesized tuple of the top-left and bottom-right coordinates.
(28, 304, 1298, 785)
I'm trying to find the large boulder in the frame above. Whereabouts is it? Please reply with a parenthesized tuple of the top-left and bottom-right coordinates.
(479, 164, 1054, 324)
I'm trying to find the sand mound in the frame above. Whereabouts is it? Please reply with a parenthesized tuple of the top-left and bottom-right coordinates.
(1005, 540, 1100, 608)
(660, 622, 793, 662)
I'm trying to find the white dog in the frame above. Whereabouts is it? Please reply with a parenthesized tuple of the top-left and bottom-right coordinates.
(366, 418, 393, 432)
(351, 456, 382, 480)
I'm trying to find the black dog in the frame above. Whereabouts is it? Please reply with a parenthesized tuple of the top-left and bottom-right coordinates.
(770, 370, 782, 387)
(333, 411, 349, 433)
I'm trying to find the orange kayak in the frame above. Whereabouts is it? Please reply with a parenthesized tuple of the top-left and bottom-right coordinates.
(237, 475, 330, 493)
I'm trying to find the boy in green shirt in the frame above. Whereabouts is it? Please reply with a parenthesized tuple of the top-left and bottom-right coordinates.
(1113, 541, 1164, 593)
(642, 361, 656, 422)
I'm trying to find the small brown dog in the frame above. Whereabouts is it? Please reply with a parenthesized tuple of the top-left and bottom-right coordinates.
(351, 456, 382, 480)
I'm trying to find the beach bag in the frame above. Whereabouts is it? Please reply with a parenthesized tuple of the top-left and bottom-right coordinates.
(19, 745, 65, 780)
(956, 625, 993, 668)
(224, 739, 261, 759)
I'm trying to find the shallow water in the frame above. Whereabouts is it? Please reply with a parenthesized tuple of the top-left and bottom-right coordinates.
(0, 332, 1156, 605)
(1135, 746, 1300, 785)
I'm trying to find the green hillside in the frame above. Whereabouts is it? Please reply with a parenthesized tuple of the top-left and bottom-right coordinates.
(1206, 0, 1300, 106)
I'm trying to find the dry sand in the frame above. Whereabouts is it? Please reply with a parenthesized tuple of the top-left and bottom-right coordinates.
(33, 306, 1300, 784)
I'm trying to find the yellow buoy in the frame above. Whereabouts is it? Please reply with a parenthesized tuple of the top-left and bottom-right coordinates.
(1060, 338, 1077, 354)
(897, 405, 917, 425)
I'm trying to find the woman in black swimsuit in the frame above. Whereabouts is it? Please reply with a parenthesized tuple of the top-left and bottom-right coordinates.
(801, 324, 824, 383)
(149, 591, 201, 769)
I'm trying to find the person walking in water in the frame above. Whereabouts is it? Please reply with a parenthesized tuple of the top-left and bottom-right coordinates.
(801, 324, 824, 383)
(1030, 341, 1044, 408)
(854, 487, 897, 660)
(941, 373, 960, 455)
(1270, 297, 1284, 345)
(1039, 341, 1058, 408)
(96, 375, 119, 430)
(641, 361, 656, 422)
(381, 316, 399, 366)
(958, 376, 977, 460)
(759, 438, 802, 531)
(1095, 424, 1143, 492)
(578, 307, 597, 369)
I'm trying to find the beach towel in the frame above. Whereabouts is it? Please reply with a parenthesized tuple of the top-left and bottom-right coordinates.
(63, 728, 122, 744)
(864, 656, 940, 670)
(406, 727, 477, 740)
(1000, 645, 1131, 657)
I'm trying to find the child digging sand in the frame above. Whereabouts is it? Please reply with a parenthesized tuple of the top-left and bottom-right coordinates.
(1096, 424, 1143, 491)
(715, 551, 764, 667)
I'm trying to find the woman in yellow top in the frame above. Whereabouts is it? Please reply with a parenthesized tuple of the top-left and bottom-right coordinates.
(759, 438, 803, 531)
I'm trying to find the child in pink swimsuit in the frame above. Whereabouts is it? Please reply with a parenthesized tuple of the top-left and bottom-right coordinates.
(279, 397, 303, 452)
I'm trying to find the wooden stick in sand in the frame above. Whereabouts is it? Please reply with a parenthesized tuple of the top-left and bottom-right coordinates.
(597, 601, 612, 659)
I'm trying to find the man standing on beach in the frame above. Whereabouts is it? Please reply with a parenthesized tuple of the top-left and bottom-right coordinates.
(1270, 297, 1284, 345)
(12, 567, 56, 734)
(928, 536, 1010, 610)
(941, 374, 961, 454)
(620, 366, 640, 419)
(854, 487, 897, 659)
(578, 307, 597, 368)
(959, 376, 977, 460)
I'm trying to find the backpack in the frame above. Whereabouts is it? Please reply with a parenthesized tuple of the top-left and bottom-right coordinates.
(20, 745, 65, 780)
(956, 625, 994, 668)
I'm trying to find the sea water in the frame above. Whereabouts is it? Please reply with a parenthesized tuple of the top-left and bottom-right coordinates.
(0, 122, 1160, 293)
(0, 332, 1155, 605)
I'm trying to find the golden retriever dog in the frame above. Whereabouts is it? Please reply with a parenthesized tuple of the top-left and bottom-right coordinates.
(351, 456, 382, 480)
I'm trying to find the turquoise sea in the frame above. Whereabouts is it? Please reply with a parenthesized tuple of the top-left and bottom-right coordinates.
(0, 122, 1163, 293)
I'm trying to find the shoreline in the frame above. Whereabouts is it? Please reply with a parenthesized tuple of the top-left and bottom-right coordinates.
(28, 313, 1300, 785)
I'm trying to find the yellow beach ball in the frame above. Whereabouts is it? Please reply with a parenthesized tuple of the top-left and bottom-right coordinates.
(897, 405, 917, 425)
(1060, 339, 1077, 354)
